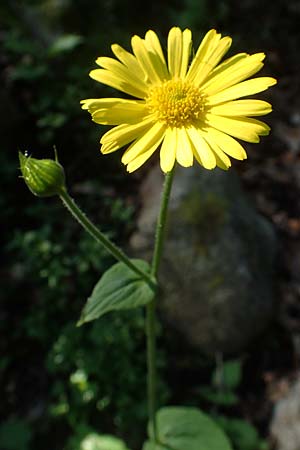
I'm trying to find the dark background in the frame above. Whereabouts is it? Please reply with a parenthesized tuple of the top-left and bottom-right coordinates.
(1, 1, 300, 449)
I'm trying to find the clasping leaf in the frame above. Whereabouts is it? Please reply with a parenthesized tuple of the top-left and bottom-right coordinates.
(78, 259, 155, 325)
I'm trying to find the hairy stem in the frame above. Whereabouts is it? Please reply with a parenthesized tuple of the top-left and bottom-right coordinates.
(59, 188, 156, 288)
(147, 168, 175, 442)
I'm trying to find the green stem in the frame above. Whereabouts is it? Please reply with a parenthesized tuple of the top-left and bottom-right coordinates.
(146, 168, 175, 443)
(146, 300, 158, 441)
(151, 170, 175, 277)
(59, 188, 155, 288)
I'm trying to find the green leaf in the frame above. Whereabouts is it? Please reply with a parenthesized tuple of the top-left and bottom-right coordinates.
(199, 386, 239, 406)
(212, 359, 242, 391)
(216, 416, 260, 450)
(78, 259, 155, 325)
(48, 34, 83, 56)
(80, 433, 131, 450)
(143, 406, 233, 450)
(143, 443, 165, 450)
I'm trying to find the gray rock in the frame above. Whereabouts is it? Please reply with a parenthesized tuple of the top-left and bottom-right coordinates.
(130, 165, 276, 354)
(271, 377, 300, 450)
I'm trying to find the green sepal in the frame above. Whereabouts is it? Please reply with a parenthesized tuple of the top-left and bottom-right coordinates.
(19, 151, 66, 197)
(143, 406, 233, 450)
(78, 259, 155, 325)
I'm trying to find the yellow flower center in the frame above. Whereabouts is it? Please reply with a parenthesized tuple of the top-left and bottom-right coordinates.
(146, 79, 206, 127)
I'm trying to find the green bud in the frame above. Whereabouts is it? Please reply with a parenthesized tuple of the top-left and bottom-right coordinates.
(19, 151, 66, 197)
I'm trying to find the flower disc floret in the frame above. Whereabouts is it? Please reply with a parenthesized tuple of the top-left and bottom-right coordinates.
(147, 80, 206, 127)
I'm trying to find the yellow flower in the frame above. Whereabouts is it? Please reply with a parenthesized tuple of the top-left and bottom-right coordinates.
(81, 28, 276, 173)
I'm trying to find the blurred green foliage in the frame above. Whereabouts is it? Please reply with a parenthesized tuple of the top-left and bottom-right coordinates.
(198, 359, 268, 450)
(199, 358, 242, 406)
(0, 420, 32, 450)
(4, 221, 169, 450)
(67, 429, 131, 450)
(216, 417, 268, 450)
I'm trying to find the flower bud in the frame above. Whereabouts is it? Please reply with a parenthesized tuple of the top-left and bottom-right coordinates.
(19, 152, 66, 197)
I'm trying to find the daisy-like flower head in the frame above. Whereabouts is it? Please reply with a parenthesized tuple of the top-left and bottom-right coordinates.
(81, 28, 276, 173)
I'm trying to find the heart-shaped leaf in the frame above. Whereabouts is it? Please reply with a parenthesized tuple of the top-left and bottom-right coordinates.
(143, 406, 233, 450)
(80, 433, 131, 450)
(78, 259, 155, 325)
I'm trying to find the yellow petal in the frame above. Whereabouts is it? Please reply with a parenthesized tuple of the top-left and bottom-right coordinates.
(204, 127, 247, 160)
(145, 30, 166, 65)
(90, 68, 147, 99)
(168, 27, 183, 78)
(83, 98, 142, 109)
(111, 43, 144, 77)
(145, 30, 169, 80)
(96, 56, 149, 93)
(205, 113, 270, 143)
(186, 127, 216, 169)
(207, 77, 277, 105)
(209, 99, 272, 117)
(175, 127, 194, 167)
(131, 35, 164, 84)
(100, 117, 154, 153)
(186, 29, 231, 86)
(186, 29, 220, 82)
(201, 53, 266, 95)
(110, 44, 139, 68)
(212, 148, 232, 170)
(160, 128, 176, 173)
(192, 36, 232, 87)
(126, 143, 159, 173)
(121, 122, 165, 164)
(180, 29, 192, 78)
(81, 98, 100, 111)
(82, 97, 144, 113)
(201, 53, 248, 86)
(157, 27, 192, 79)
(200, 132, 232, 169)
(91, 100, 147, 125)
